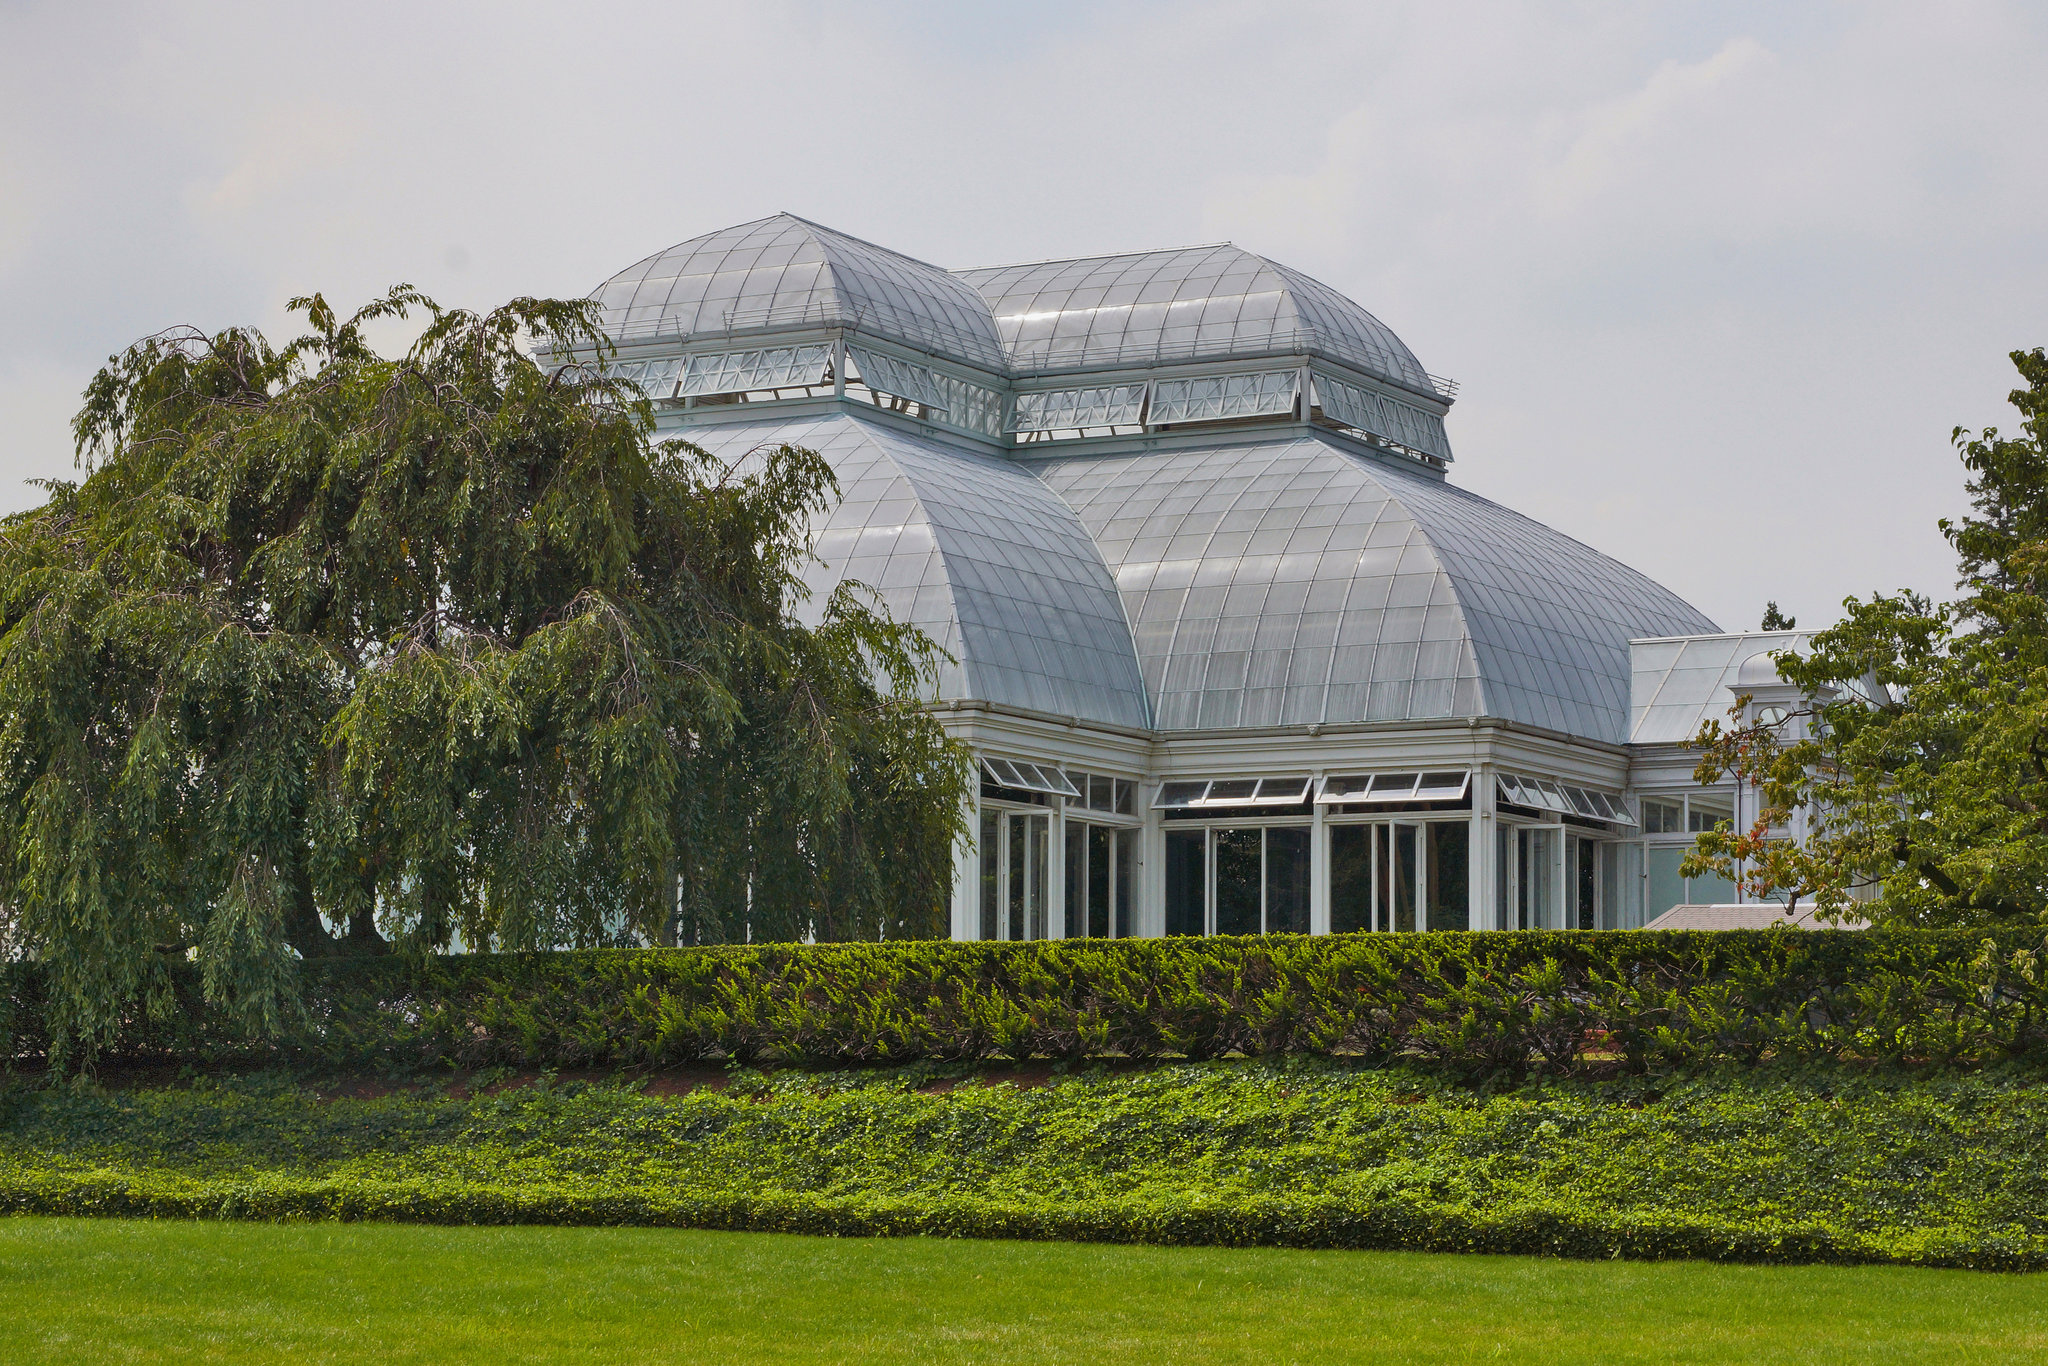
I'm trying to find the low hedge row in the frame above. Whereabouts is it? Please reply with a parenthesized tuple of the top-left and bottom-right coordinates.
(6, 929, 2048, 1074)
(2, 1062, 2043, 1268)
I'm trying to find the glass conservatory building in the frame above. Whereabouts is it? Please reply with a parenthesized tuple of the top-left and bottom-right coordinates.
(585, 213, 1785, 937)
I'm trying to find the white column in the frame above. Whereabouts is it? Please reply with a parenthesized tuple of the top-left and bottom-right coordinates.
(1470, 766, 1496, 929)
(1048, 798, 1068, 938)
(1550, 825, 1569, 930)
(1309, 769, 1330, 934)
(1139, 784, 1165, 937)
(951, 788, 980, 940)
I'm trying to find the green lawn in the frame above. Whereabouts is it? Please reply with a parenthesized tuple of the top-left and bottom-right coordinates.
(1, 1218, 2043, 1364)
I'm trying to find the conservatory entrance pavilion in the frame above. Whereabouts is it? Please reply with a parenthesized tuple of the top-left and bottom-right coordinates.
(586, 213, 1786, 936)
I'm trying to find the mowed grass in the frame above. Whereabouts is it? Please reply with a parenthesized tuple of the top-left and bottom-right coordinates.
(1, 1217, 2044, 1365)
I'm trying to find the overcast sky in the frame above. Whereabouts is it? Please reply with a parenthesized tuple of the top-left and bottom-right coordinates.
(3, 0, 2043, 631)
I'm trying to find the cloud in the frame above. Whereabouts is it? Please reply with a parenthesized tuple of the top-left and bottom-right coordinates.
(190, 102, 361, 220)
(1, 0, 2042, 633)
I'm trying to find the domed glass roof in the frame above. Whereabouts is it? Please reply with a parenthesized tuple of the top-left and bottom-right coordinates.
(660, 407, 1715, 739)
(592, 219, 1440, 397)
(1036, 433, 1717, 739)
(591, 214, 1009, 372)
(672, 410, 1152, 729)
(955, 245, 1432, 389)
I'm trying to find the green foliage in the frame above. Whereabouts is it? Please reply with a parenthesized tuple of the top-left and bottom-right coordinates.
(1689, 349, 2048, 926)
(0, 288, 969, 1065)
(1761, 601, 1796, 631)
(6, 931, 2048, 1076)
(5, 1061, 2048, 1269)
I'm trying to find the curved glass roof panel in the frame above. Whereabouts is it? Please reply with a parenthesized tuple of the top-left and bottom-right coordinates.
(1387, 470, 1720, 740)
(1031, 433, 1717, 739)
(674, 411, 1150, 729)
(955, 246, 1431, 389)
(593, 214, 1009, 372)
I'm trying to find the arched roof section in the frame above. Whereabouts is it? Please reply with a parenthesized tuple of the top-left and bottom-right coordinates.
(1031, 434, 1717, 739)
(676, 411, 1151, 729)
(954, 245, 1431, 388)
(592, 214, 1008, 372)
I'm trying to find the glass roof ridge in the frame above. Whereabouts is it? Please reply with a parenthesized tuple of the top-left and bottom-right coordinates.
(774, 211, 959, 276)
(958, 240, 1240, 274)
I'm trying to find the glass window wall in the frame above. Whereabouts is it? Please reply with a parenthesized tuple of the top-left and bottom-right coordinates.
(1637, 788, 1742, 919)
(1163, 825, 1312, 936)
(978, 807, 1050, 940)
(1329, 820, 1466, 932)
(1064, 821, 1135, 939)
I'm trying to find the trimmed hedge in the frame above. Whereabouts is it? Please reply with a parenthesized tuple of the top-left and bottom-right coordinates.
(6, 929, 2048, 1075)
(2, 1062, 2045, 1268)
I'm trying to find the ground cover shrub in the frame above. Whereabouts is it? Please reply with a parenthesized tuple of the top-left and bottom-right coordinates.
(1, 1060, 2044, 1270)
(5, 929, 2048, 1076)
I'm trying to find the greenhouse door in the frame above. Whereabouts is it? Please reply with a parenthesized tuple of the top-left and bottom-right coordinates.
(978, 809, 1049, 941)
(1329, 822, 1422, 932)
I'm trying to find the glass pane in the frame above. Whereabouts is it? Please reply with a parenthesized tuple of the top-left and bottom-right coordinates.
(980, 809, 1000, 941)
(1640, 797, 1682, 834)
(1157, 781, 1208, 808)
(1689, 790, 1735, 832)
(1600, 841, 1622, 930)
(1150, 369, 1298, 423)
(1265, 827, 1310, 934)
(1312, 371, 1388, 439)
(1028, 816, 1049, 939)
(1330, 825, 1373, 932)
(1575, 837, 1598, 929)
(1006, 812, 1027, 940)
(677, 344, 829, 396)
(1113, 829, 1135, 937)
(1090, 774, 1114, 812)
(1495, 826, 1513, 931)
(1371, 773, 1420, 798)
(1064, 822, 1086, 939)
(1521, 827, 1556, 929)
(1010, 383, 1147, 431)
(1646, 846, 1686, 921)
(1206, 779, 1260, 804)
(1689, 866, 1737, 905)
(1320, 775, 1374, 802)
(1087, 824, 1112, 938)
(1254, 777, 1310, 804)
(1392, 825, 1417, 932)
(1214, 829, 1262, 935)
(1114, 780, 1134, 816)
(1164, 830, 1206, 936)
(1425, 822, 1469, 930)
(1415, 771, 1468, 800)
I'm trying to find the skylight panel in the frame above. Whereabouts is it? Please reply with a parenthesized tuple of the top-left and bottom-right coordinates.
(676, 345, 830, 396)
(1150, 370, 1299, 424)
(1010, 384, 1147, 433)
